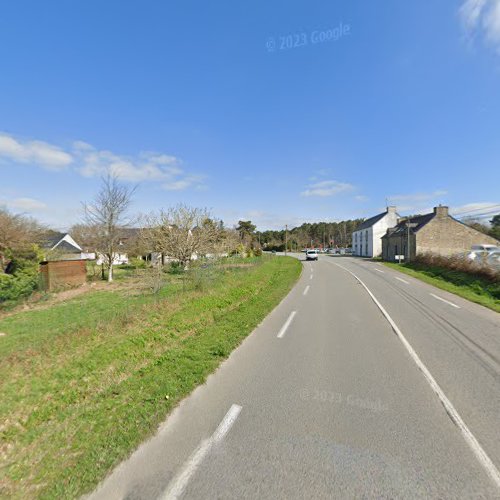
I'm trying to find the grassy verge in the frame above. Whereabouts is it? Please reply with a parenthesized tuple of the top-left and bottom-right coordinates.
(0, 256, 301, 499)
(383, 261, 500, 313)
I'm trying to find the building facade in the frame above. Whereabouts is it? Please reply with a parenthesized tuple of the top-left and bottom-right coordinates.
(382, 206, 499, 262)
(352, 206, 399, 258)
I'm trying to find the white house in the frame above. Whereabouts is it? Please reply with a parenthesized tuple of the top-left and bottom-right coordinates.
(352, 206, 399, 258)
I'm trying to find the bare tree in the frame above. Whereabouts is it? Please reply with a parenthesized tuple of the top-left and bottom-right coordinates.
(82, 175, 136, 282)
(143, 204, 222, 268)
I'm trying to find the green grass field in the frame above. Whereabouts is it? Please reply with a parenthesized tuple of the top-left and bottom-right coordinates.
(383, 261, 500, 313)
(0, 256, 301, 499)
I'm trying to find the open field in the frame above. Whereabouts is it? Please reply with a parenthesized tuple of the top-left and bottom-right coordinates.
(0, 256, 301, 499)
(383, 261, 500, 313)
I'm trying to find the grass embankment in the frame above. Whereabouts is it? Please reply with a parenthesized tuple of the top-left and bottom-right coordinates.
(383, 261, 500, 313)
(0, 256, 301, 499)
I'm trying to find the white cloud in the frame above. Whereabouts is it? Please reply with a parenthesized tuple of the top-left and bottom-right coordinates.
(0, 197, 47, 212)
(162, 175, 206, 191)
(0, 133, 73, 170)
(354, 195, 369, 202)
(73, 142, 186, 183)
(0, 133, 206, 191)
(301, 180, 355, 197)
(459, 0, 500, 52)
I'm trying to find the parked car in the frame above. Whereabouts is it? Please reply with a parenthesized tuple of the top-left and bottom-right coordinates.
(471, 244, 498, 252)
(466, 250, 491, 262)
(486, 249, 500, 270)
(306, 250, 318, 261)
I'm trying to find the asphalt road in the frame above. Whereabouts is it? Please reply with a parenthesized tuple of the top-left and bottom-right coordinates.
(88, 255, 500, 499)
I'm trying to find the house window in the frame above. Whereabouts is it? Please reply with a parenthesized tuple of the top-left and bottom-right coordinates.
(395, 244, 398, 256)
(365, 230, 368, 241)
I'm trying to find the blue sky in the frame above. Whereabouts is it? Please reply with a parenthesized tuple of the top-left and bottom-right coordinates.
(1, 0, 499, 230)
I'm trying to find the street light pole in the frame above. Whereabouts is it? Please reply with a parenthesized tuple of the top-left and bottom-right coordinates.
(285, 224, 288, 256)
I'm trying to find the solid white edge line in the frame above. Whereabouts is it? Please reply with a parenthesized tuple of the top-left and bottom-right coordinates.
(277, 311, 297, 339)
(303, 285, 310, 296)
(161, 404, 242, 500)
(395, 276, 410, 284)
(334, 262, 500, 490)
(430, 293, 461, 309)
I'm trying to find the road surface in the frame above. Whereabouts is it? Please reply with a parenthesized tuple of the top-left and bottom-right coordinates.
(88, 255, 500, 499)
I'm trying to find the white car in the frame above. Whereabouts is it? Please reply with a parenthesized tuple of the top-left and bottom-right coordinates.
(471, 244, 498, 252)
(486, 250, 500, 270)
(306, 250, 318, 261)
(466, 250, 488, 262)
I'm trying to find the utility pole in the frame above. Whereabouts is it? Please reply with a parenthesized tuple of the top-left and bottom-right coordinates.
(285, 224, 288, 256)
(405, 221, 417, 262)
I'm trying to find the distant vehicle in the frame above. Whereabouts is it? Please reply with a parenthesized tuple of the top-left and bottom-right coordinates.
(306, 250, 318, 261)
(471, 244, 498, 252)
(466, 250, 488, 262)
(486, 249, 500, 270)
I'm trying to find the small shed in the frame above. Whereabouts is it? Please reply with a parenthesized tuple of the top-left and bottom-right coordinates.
(40, 259, 87, 291)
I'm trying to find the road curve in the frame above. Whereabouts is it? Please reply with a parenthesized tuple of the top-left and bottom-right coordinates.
(88, 255, 500, 499)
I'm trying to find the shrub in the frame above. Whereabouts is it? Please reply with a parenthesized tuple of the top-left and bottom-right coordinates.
(413, 253, 499, 283)
(117, 257, 148, 270)
(0, 267, 39, 303)
(168, 261, 184, 275)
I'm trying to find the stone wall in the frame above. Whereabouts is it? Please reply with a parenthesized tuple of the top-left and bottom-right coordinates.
(417, 211, 498, 256)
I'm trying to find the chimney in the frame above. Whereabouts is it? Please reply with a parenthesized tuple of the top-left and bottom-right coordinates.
(387, 206, 397, 214)
(433, 205, 449, 218)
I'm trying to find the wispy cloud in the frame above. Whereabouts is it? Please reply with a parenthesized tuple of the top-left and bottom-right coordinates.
(0, 133, 206, 191)
(354, 195, 369, 202)
(301, 180, 355, 197)
(459, 0, 500, 53)
(387, 190, 447, 203)
(449, 201, 500, 215)
(0, 133, 72, 170)
(386, 190, 448, 214)
(0, 197, 47, 212)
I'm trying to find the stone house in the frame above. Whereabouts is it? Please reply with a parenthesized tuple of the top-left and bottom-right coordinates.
(381, 205, 499, 262)
(352, 206, 399, 258)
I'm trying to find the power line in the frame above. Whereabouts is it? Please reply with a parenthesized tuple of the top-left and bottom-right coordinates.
(456, 210, 500, 220)
(452, 204, 500, 217)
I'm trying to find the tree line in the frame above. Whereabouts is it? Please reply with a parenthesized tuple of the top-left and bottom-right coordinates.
(254, 219, 365, 251)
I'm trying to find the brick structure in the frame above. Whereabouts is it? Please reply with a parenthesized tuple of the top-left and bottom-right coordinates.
(382, 206, 499, 262)
(40, 259, 87, 291)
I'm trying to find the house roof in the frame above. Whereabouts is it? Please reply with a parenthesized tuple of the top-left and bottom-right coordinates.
(41, 232, 82, 253)
(41, 232, 66, 249)
(355, 211, 390, 231)
(381, 212, 436, 238)
(53, 240, 82, 253)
